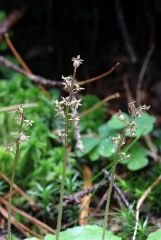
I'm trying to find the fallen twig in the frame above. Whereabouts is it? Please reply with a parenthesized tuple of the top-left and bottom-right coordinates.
(0, 55, 61, 87)
(132, 175, 161, 240)
(0, 10, 22, 38)
(136, 44, 155, 106)
(103, 169, 130, 208)
(0, 205, 42, 238)
(114, 0, 137, 63)
(79, 62, 120, 85)
(64, 180, 107, 204)
(0, 171, 37, 209)
(79, 92, 120, 118)
(0, 198, 55, 234)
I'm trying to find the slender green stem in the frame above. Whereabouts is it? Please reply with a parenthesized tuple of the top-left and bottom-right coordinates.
(102, 159, 118, 240)
(56, 109, 68, 240)
(7, 142, 20, 240)
(7, 117, 24, 240)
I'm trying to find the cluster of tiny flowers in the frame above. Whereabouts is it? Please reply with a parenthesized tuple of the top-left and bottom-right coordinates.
(111, 134, 125, 146)
(55, 55, 84, 151)
(7, 106, 33, 154)
(111, 101, 150, 160)
(128, 101, 150, 117)
(119, 152, 130, 161)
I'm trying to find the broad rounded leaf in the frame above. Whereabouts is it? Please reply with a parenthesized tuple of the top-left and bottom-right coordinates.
(108, 113, 129, 130)
(76, 137, 100, 157)
(135, 113, 156, 137)
(126, 143, 149, 171)
(146, 229, 161, 240)
(98, 138, 115, 158)
(44, 225, 122, 240)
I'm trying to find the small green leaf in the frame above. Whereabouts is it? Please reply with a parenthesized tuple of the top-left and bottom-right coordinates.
(146, 229, 161, 240)
(98, 123, 116, 138)
(44, 225, 122, 240)
(76, 137, 100, 157)
(126, 143, 149, 171)
(89, 147, 100, 161)
(98, 138, 115, 158)
(135, 113, 156, 137)
(108, 113, 129, 130)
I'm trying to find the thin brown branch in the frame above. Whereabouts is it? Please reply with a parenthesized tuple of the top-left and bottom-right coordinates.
(0, 198, 55, 234)
(64, 180, 107, 204)
(114, 0, 137, 63)
(136, 44, 155, 106)
(4, 34, 50, 96)
(0, 171, 36, 209)
(0, 10, 22, 38)
(103, 169, 130, 208)
(79, 92, 120, 118)
(0, 55, 120, 90)
(79, 62, 120, 85)
(0, 205, 42, 238)
(123, 75, 134, 103)
(0, 55, 61, 87)
(4, 33, 32, 74)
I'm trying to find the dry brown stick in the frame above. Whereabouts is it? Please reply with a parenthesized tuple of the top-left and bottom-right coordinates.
(144, 135, 158, 161)
(0, 55, 61, 87)
(114, 0, 137, 63)
(0, 10, 22, 39)
(103, 169, 130, 208)
(0, 55, 119, 88)
(79, 62, 120, 85)
(0, 103, 38, 112)
(4, 34, 50, 96)
(0, 171, 36, 209)
(79, 92, 120, 118)
(0, 198, 55, 234)
(123, 75, 134, 103)
(132, 175, 161, 240)
(0, 205, 42, 238)
(64, 180, 107, 204)
(136, 44, 155, 106)
(4, 33, 32, 74)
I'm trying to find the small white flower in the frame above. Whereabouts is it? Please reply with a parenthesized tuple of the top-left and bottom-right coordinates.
(70, 99, 82, 109)
(56, 129, 67, 137)
(119, 152, 130, 161)
(19, 133, 30, 142)
(6, 144, 14, 153)
(72, 55, 84, 69)
(15, 105, 24, 114)
(24, 120, 34, 126)
(111, 134, 124, 146)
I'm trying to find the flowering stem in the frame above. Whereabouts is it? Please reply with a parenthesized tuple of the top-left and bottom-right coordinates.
(56, 107, 69, 240)
(7, 117, 24, 240)
(102, 138, 123, 240)
(102, 159, 118, 240)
